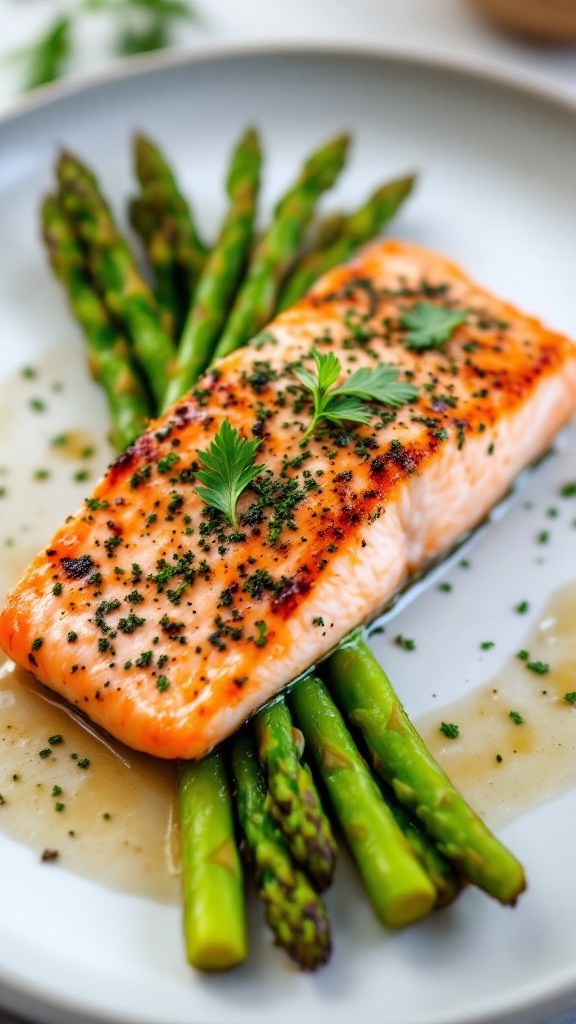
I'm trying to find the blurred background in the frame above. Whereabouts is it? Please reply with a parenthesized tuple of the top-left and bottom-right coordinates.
(1, 0, 576, 111)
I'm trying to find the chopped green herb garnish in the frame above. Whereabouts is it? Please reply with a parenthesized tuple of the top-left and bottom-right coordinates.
(254, 620, 268, 647)
(564, 692, 576, 705)
(480, 641, 494, 650)
(48, 734, 63, 745)
(509, 710, 524, 725)
(156, 675, 170, 692)
(77, 758, 90, 769)
(515, 601, 529, 614)
(440, 722, 459, 739)
(51, 785, 62, 796)
(527, 661, 549, 675)
(394, 634, 416, 651)
(517, 650, 529, 661)
(157, 451, 180, 473)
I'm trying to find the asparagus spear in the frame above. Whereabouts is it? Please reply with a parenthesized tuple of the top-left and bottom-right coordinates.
(326, 631, 526, 905)
(127, 196, 183, 337)
(57, 150, 176, 409)
(230, 729, 331, 970)
(380, 783, 464, 908)
(254, 696, 337, 893)
(277, 173, 415, 312)
(211, 133, 350, 361)
(162, 127, 262, 410)
(133, 133, 208, 299)
(178, 754, 247, 970)
(128, 195, 158, 246)
(41, 194, 150, 450)
(289, 675, 437, 928)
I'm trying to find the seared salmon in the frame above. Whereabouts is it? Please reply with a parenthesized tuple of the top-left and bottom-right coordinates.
(1, 240, 575, 759)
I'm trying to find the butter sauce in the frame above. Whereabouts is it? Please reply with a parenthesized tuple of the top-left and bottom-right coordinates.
(417, 583, 576, 828)
(0, 660, 180, 902)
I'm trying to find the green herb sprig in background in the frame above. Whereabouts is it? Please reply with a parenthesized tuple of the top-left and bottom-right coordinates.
(7, 0, 199, 91)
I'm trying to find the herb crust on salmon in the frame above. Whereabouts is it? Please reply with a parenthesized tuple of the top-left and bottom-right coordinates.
(1, 240, 574, 760)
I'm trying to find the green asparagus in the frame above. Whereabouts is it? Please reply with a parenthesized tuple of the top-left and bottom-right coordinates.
(211, 133, 350, 361)
(178, 755, 247, 970)
(254, 696, 337, 892)
(162, 127, 262, 409)
(326, 631, 526, 904)
(381, 784, 464, 908)
(277, 173, 415, 312)
(57, 150, 176, 408)
(41, 193, 150, 449)
(230, 729, 331, 970)
(289, 675, 437, 928)
(128, 194, 158, 246)
(133, 133, 208, 300)
(127, 196, 184, 336)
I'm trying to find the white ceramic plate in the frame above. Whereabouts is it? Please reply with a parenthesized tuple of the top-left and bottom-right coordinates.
(0, 44, 576, 1024)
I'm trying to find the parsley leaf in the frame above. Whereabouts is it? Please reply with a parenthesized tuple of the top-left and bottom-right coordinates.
(194, 419, 262, 528)
(400, 302, 468, 351)
(295, 349, 418, 441)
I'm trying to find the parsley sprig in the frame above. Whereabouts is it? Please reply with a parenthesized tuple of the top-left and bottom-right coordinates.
(194, 419, 262, 529)
(8, 0, 197, 91)
(399, 302, 468, 351)
(294, 348, 418, 441)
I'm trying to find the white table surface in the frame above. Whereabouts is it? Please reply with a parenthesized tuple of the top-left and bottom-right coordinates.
(0, 1, 575, 1022)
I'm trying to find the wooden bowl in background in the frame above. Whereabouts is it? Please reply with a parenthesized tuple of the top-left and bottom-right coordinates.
(470, 0, 576, 41)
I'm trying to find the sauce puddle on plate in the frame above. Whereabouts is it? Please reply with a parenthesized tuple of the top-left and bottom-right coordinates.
(417, 582, 576, 828)
(0, 658, 180, 902)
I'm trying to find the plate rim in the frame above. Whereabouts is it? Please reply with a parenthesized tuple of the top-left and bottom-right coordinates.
(1, 39, 576, 1024)
(2, 37, 576, 134)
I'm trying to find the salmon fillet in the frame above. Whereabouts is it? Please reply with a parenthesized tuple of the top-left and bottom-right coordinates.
(1, 240, 575, 760)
